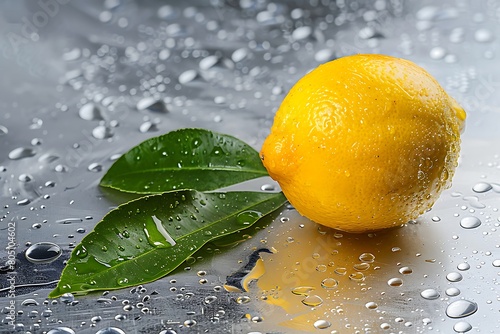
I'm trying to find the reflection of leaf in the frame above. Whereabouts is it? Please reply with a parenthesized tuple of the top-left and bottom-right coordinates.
(99, 128, 268, 194)
(49, 190, 287, 297)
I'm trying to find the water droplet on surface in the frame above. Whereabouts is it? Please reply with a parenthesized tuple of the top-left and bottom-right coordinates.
(231, 48, 249, 62)
(139, 121, 158, 133)
(446, 272, 463, 282)
(136, 97, 167, 113)
(460, 216, 481, 229)
(457, 262, 470, 271)
(353, 263, 370, 271)
(8, 147, 36, 160)
(47, 327, 75, 334)
(292, 26, 312, 40)
(313, 319, 331, 329)
(430, 46, 446, 60)
(301, 295, 323, 307)
(178, 70, 198, 84)
(199, 55, 219, 70)
(349, 272, 365, 282)
(474, 28, 493, 43)
(92, 125, 114, 139)
(60, 293, 75, 304)
(21, 298, 39, 306)
(365, 301, 378, 309)
(183, 319, 197, 327)
(399, 266, 413, 274)
(79, 103, 104, 121)
(18, 173, 33, 182)
(446, 287, 461, 296)
(236, 296, 251, 304)
(492, 259, 500, 267)
(387, 278, 403, 287)
(472, 182, 491, 193)
(446, 300, 478, 318)
(95, 328, 126, 334)
(0, 125, 8, 135)
(88, 163, 103, 172)
(314, 49, 334, 62)
(453, 321, 472, 333)
(321, 278, 338, 289)
(420, 288, 440, 300)
(359, 253, 375, 263)
(25, 242, 62, 263)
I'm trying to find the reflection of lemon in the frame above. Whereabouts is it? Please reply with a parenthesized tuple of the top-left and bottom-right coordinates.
(261, 54, 466, 233)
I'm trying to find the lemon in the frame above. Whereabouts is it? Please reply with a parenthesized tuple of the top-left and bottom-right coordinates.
(260, 54, 465, 233)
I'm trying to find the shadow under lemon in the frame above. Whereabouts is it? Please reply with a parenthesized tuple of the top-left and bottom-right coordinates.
(249, 210, 447, 332)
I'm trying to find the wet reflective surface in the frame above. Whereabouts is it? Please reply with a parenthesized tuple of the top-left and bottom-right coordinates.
(1, 0, 500, 333)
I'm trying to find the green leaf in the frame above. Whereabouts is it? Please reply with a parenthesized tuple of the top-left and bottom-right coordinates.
(49, 190, 287, 297)
(99, 128, 269, 194)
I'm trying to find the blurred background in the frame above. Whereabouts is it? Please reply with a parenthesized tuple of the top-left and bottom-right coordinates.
(1, 1, 499, 333)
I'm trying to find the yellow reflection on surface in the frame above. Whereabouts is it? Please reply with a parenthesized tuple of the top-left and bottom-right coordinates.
(253, 210, 444, 332)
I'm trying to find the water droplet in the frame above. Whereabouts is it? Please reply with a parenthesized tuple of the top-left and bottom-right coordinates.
(457, 262, 470, 271)
(387, 278, 403, 287)
(88, 163, 103, 172)
(8, 147, 36, 160)
(46, 327, 76, 334)
(136, 97, 167, 113)
(474, 29, 493, 43)
(334, 267, 347, 276)
(91, 315, 102, 323)
(199, 55, 219, 70)
(204, 296, 217, 304)
(301, 295, 323, 307)
(79, 103, 104, 121)
(95, 328, 126, 334)
(446, 272, 463, 282)
(292, 26, 312, 40)
(359, 253, 375, 263)
(430, 46, 446, 60)
(472, 182, 492, 193)
(460, 216, 481, 229)
(25, 242, 62, 263)
(353, 263, 370, 271)
(159, 330, 178, 334)
(320, 278, 338, 289)
(492, 259, 500, 267)
(139, 121, 158, 133)
(260, 184, 275, 191)
(365, 301, 378, 309)
(314, 49, 334, 62)
(313, 319, 331, 329)
(62, 47, 81, 61)
(399, 266, 413, 274)
(349, 272, 365, 282)
(231, 48, 249, 62)
(60, 293, 75, 304)
(446, 287, 461, 296)
(291, 286, 315, 296)
(21, 298, 39, 306)
(18, 173, 33, 182)
(453, 321, 472, 333)
(178, 70, 198, 84)
(183, 319, 197, 327)
(380, 323, 391, 330)
(420, 288, 440, 300)
(0, 125, 8, 135)
(236, 296, 251, 304)
(446, 300, 478, 318)
(92, 125, 114, 139)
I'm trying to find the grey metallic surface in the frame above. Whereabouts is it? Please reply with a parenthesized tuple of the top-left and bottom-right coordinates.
(1, 0, 499, 333)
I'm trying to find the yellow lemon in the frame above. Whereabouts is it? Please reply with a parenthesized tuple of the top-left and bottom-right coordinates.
(260, 54, 465, 233)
